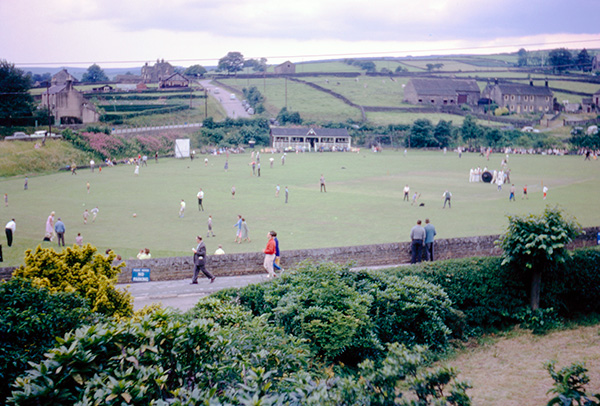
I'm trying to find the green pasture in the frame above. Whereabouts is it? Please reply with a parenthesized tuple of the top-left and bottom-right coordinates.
(0, 150, 598, 267)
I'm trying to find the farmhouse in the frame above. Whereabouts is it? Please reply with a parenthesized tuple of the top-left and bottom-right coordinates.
(40, 79, 99, 124)
(274, 61, 296, 74)
(481, 80, 554, 114)
(51, 69, 77, 86)
(141, 59, 174, 83)
(159, 73, 189, 89)
(403, 78, 480, 105)
(270, 127, 351, 151)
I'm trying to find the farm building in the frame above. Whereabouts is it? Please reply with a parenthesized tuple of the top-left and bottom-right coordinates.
(51, 69, 77, 86)
(481, 80, 554, 114)
(40, 79, 99, 124)
(159, 73, 189, 89)
(404, 78, 480, 105)
(274, 61, 296, 74)
(270, 127, 351, 151)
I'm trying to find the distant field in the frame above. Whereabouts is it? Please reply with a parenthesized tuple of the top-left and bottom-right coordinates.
(0, 150, 598, 267)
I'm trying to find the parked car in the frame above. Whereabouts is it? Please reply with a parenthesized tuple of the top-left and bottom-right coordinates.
(5, 132, 30, 140)
(230, 93, 236, 100)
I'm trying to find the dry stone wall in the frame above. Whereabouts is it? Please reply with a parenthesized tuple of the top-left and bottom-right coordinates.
(1, 227, 597, 284)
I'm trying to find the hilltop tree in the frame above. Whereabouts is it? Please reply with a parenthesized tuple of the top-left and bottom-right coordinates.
(218, 51, 245, 74)
(548, 48, 573, 73)
(243, 58, 268, 72)
(81, 63, 108, 83)
(0, 60, 34, 120)
(517, 48, 528, 67)
(426, 63, 444, 72)
(576, 48, 592, 72)
(184, 64, 207, 77)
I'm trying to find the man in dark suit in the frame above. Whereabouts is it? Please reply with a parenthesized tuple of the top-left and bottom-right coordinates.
(191, 236, 215, 284)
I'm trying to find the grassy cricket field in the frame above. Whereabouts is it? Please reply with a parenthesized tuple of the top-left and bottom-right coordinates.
(0, 149, 598, 267)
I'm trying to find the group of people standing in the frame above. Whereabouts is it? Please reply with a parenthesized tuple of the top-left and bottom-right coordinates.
(409, 218, 437, 264)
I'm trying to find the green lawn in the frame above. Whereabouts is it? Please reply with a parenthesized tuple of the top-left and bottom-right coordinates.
(1, 150, 598, 267)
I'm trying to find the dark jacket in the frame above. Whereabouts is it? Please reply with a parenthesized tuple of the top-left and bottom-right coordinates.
(194, 242, 206, 266)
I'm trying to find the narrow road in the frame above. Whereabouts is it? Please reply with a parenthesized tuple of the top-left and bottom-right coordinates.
(200, 80, 250, 119)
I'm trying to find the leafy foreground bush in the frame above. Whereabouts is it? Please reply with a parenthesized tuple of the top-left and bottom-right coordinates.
(0, 278, 100, 404)
(12, 244, 133, 318)
(215, 262, 458, 365)
(393, 247, 600, 335)
(8, 305, 471, 405)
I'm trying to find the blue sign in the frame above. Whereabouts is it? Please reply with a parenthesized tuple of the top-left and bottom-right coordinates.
(132, 268, 151, 282)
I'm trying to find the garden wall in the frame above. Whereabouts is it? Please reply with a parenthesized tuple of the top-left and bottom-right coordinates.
(1, 227, 597, 283)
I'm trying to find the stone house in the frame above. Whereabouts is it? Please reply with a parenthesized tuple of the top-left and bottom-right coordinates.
(40, 79, 99, 124)
(403, 78, 480, 105)
(141, 59, 174, 83)
(51, 69, 77, 86)
(481, 80, 554, 114)
(159, 73, 189, 89)
(593, 89, 600, 108)
(270, 127, 351, 151)
(274, 61, 296, 74)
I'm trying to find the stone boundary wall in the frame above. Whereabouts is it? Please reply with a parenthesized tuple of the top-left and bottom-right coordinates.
(1, 227, 597, 284)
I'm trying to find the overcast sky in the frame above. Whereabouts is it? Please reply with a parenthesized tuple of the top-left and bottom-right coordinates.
(1, 0, 599, 69)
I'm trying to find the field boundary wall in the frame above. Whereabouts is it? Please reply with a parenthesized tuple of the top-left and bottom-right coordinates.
(2, 227, 597, 283)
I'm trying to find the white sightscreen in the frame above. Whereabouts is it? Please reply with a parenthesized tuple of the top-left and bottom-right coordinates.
(175, 138, 190, 158)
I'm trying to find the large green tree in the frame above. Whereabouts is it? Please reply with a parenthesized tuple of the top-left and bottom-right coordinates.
(499, 207, 580, 310)
(81, 63, 108, 83)
(409, 119, 437, 148)
(576, 48, 592, 72)
(0, 60, 34, 120)
(460, 115, 481, 147)
(184, 64, 207, 77)
(517, 48, 528, 67)
(548, 48, 573, 73)
(218, 51, 244, 74)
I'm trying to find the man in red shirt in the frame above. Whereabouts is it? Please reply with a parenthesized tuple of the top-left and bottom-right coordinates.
(263, 231, 277, 278)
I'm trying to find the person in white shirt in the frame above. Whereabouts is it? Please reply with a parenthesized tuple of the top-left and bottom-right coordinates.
(5, 218, 15, 247)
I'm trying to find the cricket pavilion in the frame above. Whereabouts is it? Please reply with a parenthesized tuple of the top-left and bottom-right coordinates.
(270, 127, 352, 152)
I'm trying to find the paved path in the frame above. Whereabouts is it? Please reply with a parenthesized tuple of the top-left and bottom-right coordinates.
(117, 274, 267, 312)
(117, 264, 404, 312)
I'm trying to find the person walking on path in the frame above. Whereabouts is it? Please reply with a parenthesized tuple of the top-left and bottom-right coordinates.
(207, 215, 215, 237)
(240, 218, 251, 243)
(233, 215, 243, 243)
(55, 218, 66, 247)
(424, 218, 437, 261)
(45, 211, 55, 241)
(191, 236, 215, 284)
(403, 184, 410, 201)
(410, 219, 426, 264)
(442, 190, 452, 209)
(197, 189, 204, 211)
(263, 231, 277, 278)
(179, 199, 186, 218)
(272, 231, 282, 272)
(320, 174, 326, 192)
(5, 219, 15, 247)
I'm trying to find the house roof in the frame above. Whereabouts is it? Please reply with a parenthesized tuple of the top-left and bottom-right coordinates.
(492, 83, 553, 96)
(46, 84, 68, 95)
(407, 78, 480, 96)
(162, 73, 188, 82)
(270, 127, 350, 137)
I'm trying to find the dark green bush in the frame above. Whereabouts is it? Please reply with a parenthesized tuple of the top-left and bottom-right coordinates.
(389, 257, 527, 333)
(0, 278, 100, 403)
